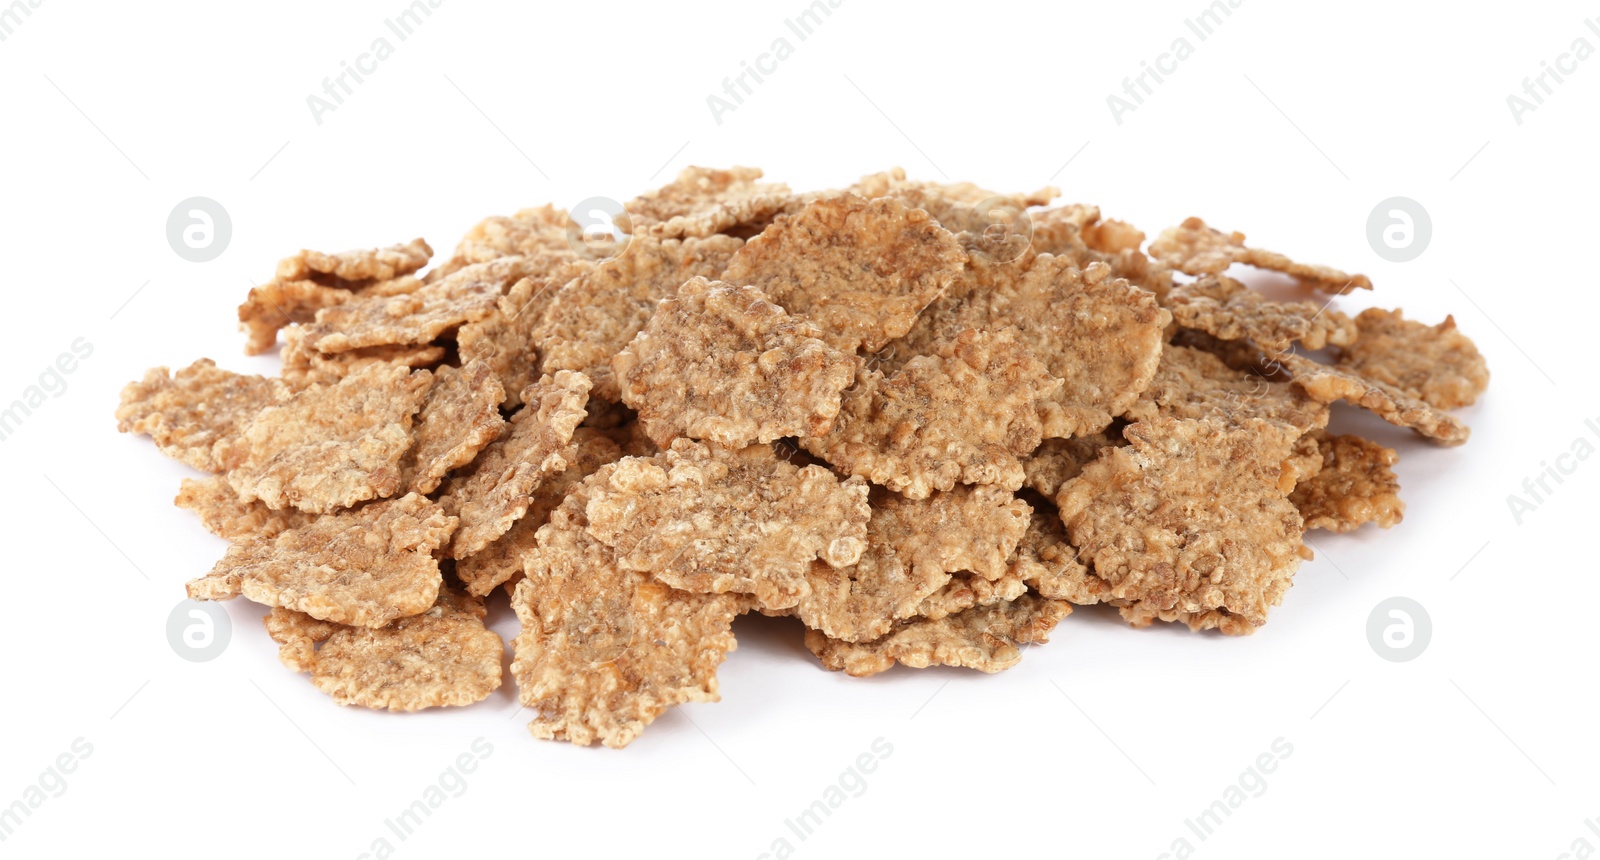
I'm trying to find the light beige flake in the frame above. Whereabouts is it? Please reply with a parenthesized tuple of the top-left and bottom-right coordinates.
(238, 278, 354, 355)
(220, 363, 430, 513)
(512, 478, 742, 748)
(441, 370, 591, 557)
(534, 235, 743, 401)
(1124, 343, 1330, 435)
(434, 206, 584, 276)
(1290, 432, 1404, 532)
(186, 493, 455, 628)
(1008, 503, 1106, 605)
(1056, 416, 1305, 632)
(721, 194, 966, 353)
(914, 573, 1030, 621)
(803, 328, 1062, 499)
(1164, 275, 1358, 355)
(1338, 308, 1489, 410)
(175, 476, 315, 542)
(613, 277, 859, 449)
(1278, 352, 1471, 446)
(116, 359, 290, 473)
(266, 588, 502, 712)
(624, 165, 794, 239)
(1149, 216, 1372, 293)
(456, 428, 622, 597)
(458, 259, 595, 408)
(405, 361, 506, 494)
(794, 485, 1031, 642)
(276, 238, 433, 284)
(280, 325, 445, 390)
(304, 257, 530, 353)
(805, 594, 1072, 677)
(584, 439, 871, 610)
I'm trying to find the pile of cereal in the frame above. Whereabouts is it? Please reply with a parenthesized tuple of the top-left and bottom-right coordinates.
(116, 167, 1488, 748)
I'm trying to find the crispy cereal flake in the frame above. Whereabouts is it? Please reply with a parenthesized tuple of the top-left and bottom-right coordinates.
(1338, 308, 1489, 410)
(1164, 275, 1359, 355)
(1150, 217, 1372, 293)
(116, 359, 290, 473)
(405, 361, 506, 494)
(1290, 432, 1405, 532)
(805, 594, 1071, 677)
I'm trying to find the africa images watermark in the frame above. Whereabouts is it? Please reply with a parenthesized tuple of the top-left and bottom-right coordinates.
(356, 736, 492, 859)
(706, 0, 845, 126)
(306, 0, 443, 126)
(1106, 0, 1243, 125)
(1505, 414, 1599, 525)
(0, 338, 94, 443)
(1506, 18, 1600, 126)
(755, 736, 893, 859)
(0, 737, 93, 844)
(1154, 737, 1293, 859)
(0, 0, 45, 42)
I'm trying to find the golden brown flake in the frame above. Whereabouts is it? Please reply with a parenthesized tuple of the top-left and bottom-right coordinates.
(584, 439, 871, 610)
(1164, 275, 1358, 355)
(276, 238, 433, 284)
(186, 492, 455, 628)
(304, 257, 531, 353)
(458, 260, 595, 408)
(512, 477, 742, 748)
(1290, 432, 1405, 532)
(793, 485, 1031, 642)
(802, 328, 1062, 499)
(264, 607, 339, 672)
(405, 361, 506, 494)
(533, 235, 743, 401)
(1279, 352, 1471, 446)
(238, 279, 354, 355)
(1023, 432, 1122, 498)
(624, 166, 793, 239)
(1124, 343, 1330, 435)
(1149, 217, 1372, 293)
(280, 325, 444, 390)
(914, 573, 1030, 621)
(440, 370, 591, 557)
(219, 363, 430, 513)
(721, 194, 966, 353)
(1338, 308, 1489, 410)
(613, 277, 859, 449)
(174, 476, 315, 542)
(456, 428, 622, 597)
(115, 359, 290, 473)
(1056, 416, 1305, 631)
(1008, 504, 1105, 605)
(805, 594, 1071, 677)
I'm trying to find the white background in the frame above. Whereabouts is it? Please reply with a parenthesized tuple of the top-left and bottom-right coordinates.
(1, 1, 1597, 857)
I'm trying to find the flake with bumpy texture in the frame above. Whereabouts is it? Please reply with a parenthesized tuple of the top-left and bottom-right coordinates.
(805, 594, 1071, 677)
(534, 235, 743, 401)
(914, 573, 1030, 621)
(803, 328, 1061, 499)
(613, 277, 859, 449)
(721, 194, 966, 354)
(238, 279, 354, 355)
(186, 493, 455, 628)
(1008, 504, 1106, 605)
(405, 361, 506, 494)
(219, 363, 430, 513)
(1290, 432, 1404, 532)
(1125, 344, 1329, 435)
(1056, 416, 1305, 632)
(458, 260, 595, 408)
(175, 476, 315, 542)
(441, 370, 591, 557)
(1149, 217, 1372, 293)
(1023, 432, 1122, 498)
(1164, 275, 1358, 355)
(116, 359, 290, 473)
(625, 166, 793, 239)
(584, 439, 871, 611)
(1279, 353, 1471, 446)
(793, 485, 1031, 642)
(304, 257, 530, 353)
(512, 477, 742, 748)
(280, 325, 444, 391)
(268, 588, 503, 711)
(276, 238, 433, 284)
(456, 428, 622, 597)
(1338, 309, 1489, 410)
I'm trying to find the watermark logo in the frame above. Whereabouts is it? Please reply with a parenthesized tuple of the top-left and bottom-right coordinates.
(0, 0, 45, 43)
(166, 600, 232, 663)
(166, 197, 232, 263)
(306, 0, 443, 126)
(1365, 197, 1431, 263)
(566, 196, 633, 259)
(1156, 737, 1293, 858)
(1507, 417, 1599, 524)
(357, 737, 492, 859)
(1366, 597, 1431, 663)
(0, 338, 93, 443)
(757, 736, 892, 859)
